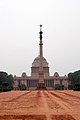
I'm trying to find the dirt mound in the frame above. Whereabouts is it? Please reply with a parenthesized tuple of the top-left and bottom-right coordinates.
(0, 115, 47, 120)
(0, 114, 75, 120)
(51, 115, 75, 120)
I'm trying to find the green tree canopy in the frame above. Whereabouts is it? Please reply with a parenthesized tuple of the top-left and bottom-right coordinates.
(68, 70, 80, 90)
(68, 70, 80, 84)
(0, 71, 13, 92)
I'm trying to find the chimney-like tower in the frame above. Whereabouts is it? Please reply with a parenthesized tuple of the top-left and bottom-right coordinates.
(37, 25, 46, 89)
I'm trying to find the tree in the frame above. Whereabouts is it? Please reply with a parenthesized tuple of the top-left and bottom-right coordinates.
(0, 71, 13, 92)
(7, 74, 14, 90)
(0, 72, 8, 91)
(68, 70, 80, 90)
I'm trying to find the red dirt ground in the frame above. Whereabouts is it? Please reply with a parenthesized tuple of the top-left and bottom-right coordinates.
(0, 90, 80, 120)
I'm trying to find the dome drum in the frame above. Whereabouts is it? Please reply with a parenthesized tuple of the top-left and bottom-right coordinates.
(31, 67, 49, 77)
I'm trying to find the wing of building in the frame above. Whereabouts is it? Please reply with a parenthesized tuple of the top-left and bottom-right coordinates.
(13, 25, 68, 90)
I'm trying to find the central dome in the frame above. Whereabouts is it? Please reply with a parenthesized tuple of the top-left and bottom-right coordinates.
(32, 55, 48, 67)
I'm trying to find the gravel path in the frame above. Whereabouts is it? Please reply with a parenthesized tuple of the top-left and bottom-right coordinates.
(0, 90, 80, 120)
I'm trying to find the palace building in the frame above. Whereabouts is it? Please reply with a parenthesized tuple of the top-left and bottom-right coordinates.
(13, 25, 68, 90)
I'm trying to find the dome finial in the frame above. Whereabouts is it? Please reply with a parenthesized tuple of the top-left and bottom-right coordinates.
(39, 24, 42, 32)
(39, 25, 43, 58)
(39, 25, 43, 40)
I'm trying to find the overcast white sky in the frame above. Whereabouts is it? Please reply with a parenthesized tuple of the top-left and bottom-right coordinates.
(0, 0, 80, 76)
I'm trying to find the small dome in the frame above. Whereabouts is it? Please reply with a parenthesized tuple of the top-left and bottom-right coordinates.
(21, 72, 27, 78)
(32, 55, 48, 67)
(54, 72, 59, 77)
